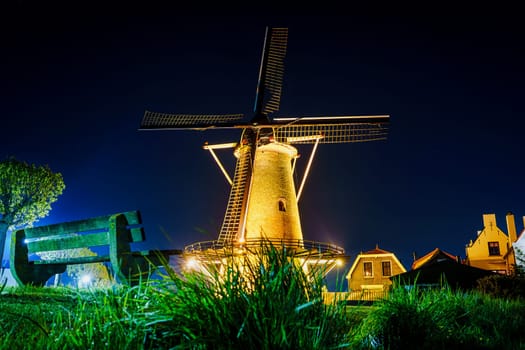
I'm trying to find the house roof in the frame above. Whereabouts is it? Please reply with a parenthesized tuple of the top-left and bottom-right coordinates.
(362, 245, 392, 255)
(346, 245, 406, 279)
(467, 216, 509, 248)
(411, 248, 458, 270)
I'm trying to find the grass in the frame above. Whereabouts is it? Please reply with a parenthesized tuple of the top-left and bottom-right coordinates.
(1, 246, 525, 349)
(0, 285, 147, 349)
(350, 285, 525, 349)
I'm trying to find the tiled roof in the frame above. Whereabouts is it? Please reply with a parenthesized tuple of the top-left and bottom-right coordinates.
(412, 248, 458, 270)
(362, 244, 392, 255)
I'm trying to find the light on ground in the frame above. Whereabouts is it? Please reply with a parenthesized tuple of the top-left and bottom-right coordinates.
(79, 274, 92, 287)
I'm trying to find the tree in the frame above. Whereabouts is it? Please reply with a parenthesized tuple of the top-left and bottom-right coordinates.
(0, 157, 65, 262)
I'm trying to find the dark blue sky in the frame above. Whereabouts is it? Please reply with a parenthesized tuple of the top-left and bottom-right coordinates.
(2, 4, 524, 269)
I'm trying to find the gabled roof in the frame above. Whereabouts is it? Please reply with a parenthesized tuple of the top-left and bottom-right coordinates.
(346, 245, 406, 279)
(411, 248, 458, 270)
(362, 245, 392, 255)
(467, 214, 509, 248)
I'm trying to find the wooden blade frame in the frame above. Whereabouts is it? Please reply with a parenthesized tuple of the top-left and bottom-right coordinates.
(253, 27, 288, 121)
(140, 111, 244, 130)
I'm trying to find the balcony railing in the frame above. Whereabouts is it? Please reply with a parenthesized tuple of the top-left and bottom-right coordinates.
(184, 237, 344, 257)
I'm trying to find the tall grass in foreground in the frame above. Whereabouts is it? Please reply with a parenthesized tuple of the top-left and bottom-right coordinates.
(0, 286, 148, 349)
(3, 245, 525, 349)
(350, 285, 525, 350)
(137, 244, 353, 349)
(0, 244, 353, 349)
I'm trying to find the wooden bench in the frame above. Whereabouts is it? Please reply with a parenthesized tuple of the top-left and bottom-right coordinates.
(9, 210, 182, 286)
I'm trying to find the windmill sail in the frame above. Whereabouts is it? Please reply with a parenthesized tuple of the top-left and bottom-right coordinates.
(140, 111, 244, 130)
(272, 115, 390, 144)
(253, 27, 288, 121)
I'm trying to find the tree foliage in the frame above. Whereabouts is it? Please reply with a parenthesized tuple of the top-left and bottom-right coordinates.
(0, 157, 65, 261)
(0, 157, 65, 228)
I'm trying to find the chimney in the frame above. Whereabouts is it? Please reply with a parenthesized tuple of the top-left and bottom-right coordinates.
(482, 213, 496, 229)
(506, 212, 518, 243)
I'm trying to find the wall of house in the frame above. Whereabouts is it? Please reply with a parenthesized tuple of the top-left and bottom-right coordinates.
(348, 255, 405, 291)
(465, 214, 512, 274)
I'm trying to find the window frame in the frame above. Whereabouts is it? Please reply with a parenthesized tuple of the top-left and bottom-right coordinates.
(363, 261, 373, 278)
(381, 261, 392, 277)
(488, 241, 500, 256)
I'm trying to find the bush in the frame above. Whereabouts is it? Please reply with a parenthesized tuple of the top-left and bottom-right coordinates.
(476, 274, 525, 300)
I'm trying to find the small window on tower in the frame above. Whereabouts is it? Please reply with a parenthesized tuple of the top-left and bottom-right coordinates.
(278, 199, 286, 212)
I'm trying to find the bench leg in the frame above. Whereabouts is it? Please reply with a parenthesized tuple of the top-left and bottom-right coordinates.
(12, 264, 67, 287)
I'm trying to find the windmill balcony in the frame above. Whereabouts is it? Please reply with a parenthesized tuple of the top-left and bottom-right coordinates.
(184, 237, 344, 257)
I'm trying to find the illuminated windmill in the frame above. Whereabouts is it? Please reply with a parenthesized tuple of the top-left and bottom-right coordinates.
(139, 27, 389, 273)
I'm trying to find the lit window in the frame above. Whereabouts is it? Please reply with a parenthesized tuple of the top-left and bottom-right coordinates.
(382, 261, 392, 276)
(278, 200, 286, 212)
(488, 242, 500, 256)
(363, 262, 373, 277)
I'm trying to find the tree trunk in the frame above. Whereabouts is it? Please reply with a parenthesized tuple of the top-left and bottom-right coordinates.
(0, 221, 10, 267)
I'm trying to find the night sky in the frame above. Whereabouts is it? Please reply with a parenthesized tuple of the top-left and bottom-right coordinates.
(2, 4, 524, 271)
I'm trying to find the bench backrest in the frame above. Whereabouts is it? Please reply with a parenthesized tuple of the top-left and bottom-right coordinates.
(18, 210, 144, 258)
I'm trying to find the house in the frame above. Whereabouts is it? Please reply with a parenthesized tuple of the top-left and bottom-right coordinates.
(465, 212, 522, 275)
(346, 245, 406, 300)
(513, 222, 525, 271)
(393, 248, 493, 290)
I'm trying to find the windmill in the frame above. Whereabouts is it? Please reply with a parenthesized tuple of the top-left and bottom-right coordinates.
(139, 27, 389, 273)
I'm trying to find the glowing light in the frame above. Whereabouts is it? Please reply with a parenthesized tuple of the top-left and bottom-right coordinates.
(79, 274, 92, 288)
(185, 257, 199, 270)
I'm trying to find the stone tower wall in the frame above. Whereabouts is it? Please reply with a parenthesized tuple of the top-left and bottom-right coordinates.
(244, 142, 303, 242)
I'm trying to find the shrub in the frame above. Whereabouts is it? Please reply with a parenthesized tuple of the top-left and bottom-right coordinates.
(476, 274, 525, 300)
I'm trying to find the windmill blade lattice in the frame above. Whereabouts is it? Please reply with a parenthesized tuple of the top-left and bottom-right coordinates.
(272, 115, 389, 144)
(254, 28, 288, 118)
(140, 111, 244, 130)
